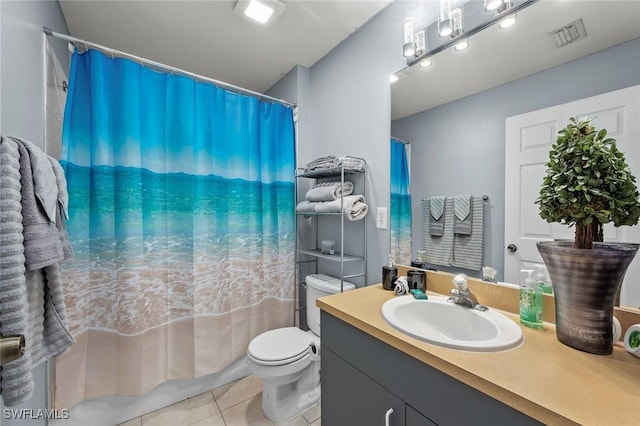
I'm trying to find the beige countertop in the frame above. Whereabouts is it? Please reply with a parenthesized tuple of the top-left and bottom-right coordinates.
(317, 284, 640, 426)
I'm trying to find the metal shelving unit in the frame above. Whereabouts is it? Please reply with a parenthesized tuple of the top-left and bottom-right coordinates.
(294, 157, 367, 325)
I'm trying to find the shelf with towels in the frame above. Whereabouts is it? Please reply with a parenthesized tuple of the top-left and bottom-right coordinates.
(294, 156, 368, 327)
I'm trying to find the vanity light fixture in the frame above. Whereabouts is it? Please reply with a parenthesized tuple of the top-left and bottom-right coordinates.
(450, 8, 464, 38)
(401, 0, 538, 65)
(234, 0, 286, 25)
(403, 17, 416, 57)
(438, 0, 453, 37)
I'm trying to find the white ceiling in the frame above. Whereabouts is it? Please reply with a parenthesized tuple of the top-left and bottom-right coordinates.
(59, 0, 392, 94)
(391, 0, 640, 120)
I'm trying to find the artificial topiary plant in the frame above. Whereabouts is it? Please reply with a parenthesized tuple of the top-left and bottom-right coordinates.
(536, 117, 640, 249)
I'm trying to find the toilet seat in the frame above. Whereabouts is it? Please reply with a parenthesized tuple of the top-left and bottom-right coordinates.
(248, 327, 313, 366)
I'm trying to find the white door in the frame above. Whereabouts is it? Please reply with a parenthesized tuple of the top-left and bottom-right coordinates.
(505, 85, 640, 307)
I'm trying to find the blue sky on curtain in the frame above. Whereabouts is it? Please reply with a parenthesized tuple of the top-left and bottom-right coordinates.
(391, 138, 412, 264)
(55, 48, 296, 409)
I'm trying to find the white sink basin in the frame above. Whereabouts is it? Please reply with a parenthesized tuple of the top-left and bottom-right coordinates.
(381, 295, 523, 352)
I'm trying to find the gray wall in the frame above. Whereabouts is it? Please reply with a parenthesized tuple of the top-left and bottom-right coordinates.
(391, 37, 640, 281)
(304, 2, 411, 284)
(0, 0, 69, 424)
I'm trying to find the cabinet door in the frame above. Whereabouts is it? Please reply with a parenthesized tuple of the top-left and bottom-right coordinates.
(406, 404, 438, 426)
(322, 347, 405, 426)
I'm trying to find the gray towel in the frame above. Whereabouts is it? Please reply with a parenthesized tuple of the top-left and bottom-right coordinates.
(0, 136, 75, 407)
(454, 195, 472, 235)
(305, 181, 354, 202)
(49, 157, 69, 219)
(429, 196, 446, 236)
(17, 137, 59, 224)
(452, 197, 484, 270)
(0, 136, 34, 406)
(423, 198, 454, 266)
(14, 139, 64, 270)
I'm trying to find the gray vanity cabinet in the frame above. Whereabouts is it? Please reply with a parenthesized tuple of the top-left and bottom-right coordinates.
(320, 311, 543, 426)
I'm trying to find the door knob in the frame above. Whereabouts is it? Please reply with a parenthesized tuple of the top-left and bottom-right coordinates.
(507, 244, 518, 253)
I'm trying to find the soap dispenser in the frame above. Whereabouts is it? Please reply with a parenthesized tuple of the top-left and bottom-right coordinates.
(519, 269, 543, 329)
(382, 254, 398, 291)
(535, 265, 553, 295)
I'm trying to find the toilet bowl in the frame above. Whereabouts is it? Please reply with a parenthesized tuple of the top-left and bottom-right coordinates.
(246, 274, 355, 423)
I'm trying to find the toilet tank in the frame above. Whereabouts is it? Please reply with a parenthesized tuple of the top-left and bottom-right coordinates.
(305, 274, 356, 336)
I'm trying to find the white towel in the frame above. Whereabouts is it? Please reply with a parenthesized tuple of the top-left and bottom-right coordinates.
(423, 198, 454, 266)
(451, 197, 484, 270)
(305, 181, 354, 202)
(314, 195, 368, 221)
(296, 200, 317, 214)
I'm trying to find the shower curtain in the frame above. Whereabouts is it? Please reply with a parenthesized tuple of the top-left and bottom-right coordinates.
(55, 49, 295, 409)
(390, 138, 412, 264)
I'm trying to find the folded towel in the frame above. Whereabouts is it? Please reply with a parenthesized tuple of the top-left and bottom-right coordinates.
(422, 198, 454, 266)
(452, 197, 484, 270)
(454, 195, 472, 235)
(429, 196, 446, 236)
(14, 137, 58, 224)
(339, 156, 366, 172)
(305, 181, 354, 202)
(295, 200, 317, 214)
(314, 195, 368, 221)
(15, 139, 64, 270)
(305, 155, 338, 171)
(49, 157, 69, 219)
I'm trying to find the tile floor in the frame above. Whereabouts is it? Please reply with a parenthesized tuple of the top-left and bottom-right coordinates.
(118, 374, 321, 426)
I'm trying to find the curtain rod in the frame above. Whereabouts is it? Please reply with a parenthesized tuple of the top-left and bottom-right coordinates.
(43, 27, 295, 108)
(392, 137, 410, 144)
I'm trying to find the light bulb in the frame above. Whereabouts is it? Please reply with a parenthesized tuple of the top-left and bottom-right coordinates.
(499, 13, 517, 29)
(484, 0, 503, 12)
(454, 38, 469, 51)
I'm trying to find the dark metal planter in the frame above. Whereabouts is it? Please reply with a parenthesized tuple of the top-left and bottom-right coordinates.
(537, 241, 639, 355)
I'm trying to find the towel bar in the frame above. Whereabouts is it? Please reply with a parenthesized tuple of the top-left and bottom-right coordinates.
(0, 335, 26, 365)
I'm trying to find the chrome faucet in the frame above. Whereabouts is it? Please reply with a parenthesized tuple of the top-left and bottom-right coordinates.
(447, 274, 488, 312)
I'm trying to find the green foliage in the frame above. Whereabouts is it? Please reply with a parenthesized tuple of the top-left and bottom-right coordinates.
(536, 117, 640, 236)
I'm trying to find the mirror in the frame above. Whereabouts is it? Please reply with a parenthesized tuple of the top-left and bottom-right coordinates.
(390, 138, 412, 265)
(389, 0, 640, 308)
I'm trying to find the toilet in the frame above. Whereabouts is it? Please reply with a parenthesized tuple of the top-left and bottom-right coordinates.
(247, 274, 355, 423)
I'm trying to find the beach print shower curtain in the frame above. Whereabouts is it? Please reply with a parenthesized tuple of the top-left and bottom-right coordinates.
(390, 138, 412, 264)
(55, 49, 295, 409)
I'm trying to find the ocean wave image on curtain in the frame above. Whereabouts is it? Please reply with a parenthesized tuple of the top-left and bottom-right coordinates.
(56, 49, 295, 409)
(391, 139, 412, 264)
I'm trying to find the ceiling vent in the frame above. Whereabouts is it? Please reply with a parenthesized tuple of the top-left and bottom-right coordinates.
(549, 18, 587, 48)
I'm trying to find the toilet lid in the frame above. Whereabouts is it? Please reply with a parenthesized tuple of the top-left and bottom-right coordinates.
(248, 327, 312, 365)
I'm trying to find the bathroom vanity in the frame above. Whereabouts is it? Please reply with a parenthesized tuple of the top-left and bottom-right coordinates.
(317, 284, 640, 426)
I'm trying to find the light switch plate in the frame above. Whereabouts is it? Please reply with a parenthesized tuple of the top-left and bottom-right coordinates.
(376, 207, 388, 229)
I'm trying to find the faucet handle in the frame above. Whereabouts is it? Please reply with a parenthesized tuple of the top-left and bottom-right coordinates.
(452, 273, 468, 291)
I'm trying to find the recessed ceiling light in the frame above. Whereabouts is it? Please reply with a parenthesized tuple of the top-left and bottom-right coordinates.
(234, 0, 286, 25)
(390, 74, 399, 83)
